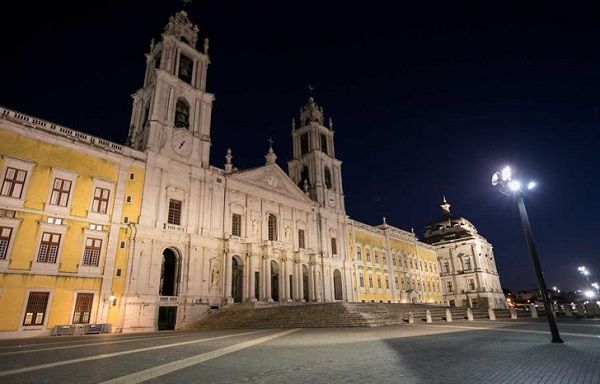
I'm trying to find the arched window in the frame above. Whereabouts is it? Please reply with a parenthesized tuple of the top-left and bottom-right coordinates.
(175, 99, 190, 129)
(267, 214, 277, 241)
(324, 166, 332, 189)
(331, 237, 337, 255)
(178, 54, 193, 84)
(298, 165, 309, 188)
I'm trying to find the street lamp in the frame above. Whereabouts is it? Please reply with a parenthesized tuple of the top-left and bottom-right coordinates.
(492, 166, 564, 344)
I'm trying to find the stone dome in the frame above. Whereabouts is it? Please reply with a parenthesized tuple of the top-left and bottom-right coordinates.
(422, 197, 478, 244)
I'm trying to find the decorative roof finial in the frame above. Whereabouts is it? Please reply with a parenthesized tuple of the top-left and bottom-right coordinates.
(440, 195, 451, 214)
(224, 148, 233, 173)
(308, 84, 315, 97)
(265, 137, 277, 165)
(329, 117, 333, 130)
(291, 117, 296, 131)
(150, 38, 155, 51)
(383, 216, 387, 225)
(303, 179, 310, 195)
(204, 37, 209, 54)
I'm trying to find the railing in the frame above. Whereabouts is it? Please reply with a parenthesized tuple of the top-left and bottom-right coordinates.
(159, 296, 179, 304)
(1, 106, 125, 153)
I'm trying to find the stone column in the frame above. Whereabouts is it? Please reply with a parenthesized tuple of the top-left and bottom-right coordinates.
(308, 262, 316, 301)
(248, 253, 256, 302)
(284, 257, 292, 302)
(224, 252, 233, 302)
(297, 261, 304, 301)
(265, 257, 272, 301)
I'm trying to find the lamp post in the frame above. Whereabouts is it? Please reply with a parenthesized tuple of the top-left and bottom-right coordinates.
(492, 166, 564, 344)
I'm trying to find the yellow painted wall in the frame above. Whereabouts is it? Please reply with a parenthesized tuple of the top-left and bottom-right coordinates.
(0, 274, 101, 331)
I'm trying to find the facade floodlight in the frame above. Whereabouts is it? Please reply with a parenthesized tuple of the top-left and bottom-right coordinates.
(527, 181, 536, 190)
(584, 290, 595, 298)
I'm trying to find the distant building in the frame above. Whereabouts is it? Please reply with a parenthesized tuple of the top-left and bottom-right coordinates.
(422, 197, 506, 309)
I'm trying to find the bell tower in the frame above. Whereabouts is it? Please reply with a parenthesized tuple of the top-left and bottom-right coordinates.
(288, 96, 345, 213)
(127, 9, 214, 165)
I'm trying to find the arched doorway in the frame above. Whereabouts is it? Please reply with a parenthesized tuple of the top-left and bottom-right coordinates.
(333, 269, 343, 300)
(231, 256, 244, 303)
(159, 248, 179, 296)
(271, 260, 279, 301)
(302, 265, 309, 301)
(158, 248, 179, 331)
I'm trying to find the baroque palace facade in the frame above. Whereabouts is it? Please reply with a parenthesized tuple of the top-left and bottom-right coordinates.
(0, 10, 503, 337)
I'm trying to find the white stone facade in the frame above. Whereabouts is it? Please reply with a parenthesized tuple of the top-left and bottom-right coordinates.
(119, 11, 352, 332)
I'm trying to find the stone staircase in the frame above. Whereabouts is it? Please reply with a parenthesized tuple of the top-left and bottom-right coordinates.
(188, 302, 504, 330)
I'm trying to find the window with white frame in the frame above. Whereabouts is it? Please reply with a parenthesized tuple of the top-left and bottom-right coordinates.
(0, 226, 12, 260)
(91, 187, 110, 214)
(37, 232, 61, 263)
(72, 293, 93, 324)
(23, 291, 50, 326)
(50, 178, 72, 207)
(1, 167, 27, 198)
(82, 238, 102, 266)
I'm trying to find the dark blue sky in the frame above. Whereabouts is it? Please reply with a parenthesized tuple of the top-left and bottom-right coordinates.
(2, 1, 599, 292)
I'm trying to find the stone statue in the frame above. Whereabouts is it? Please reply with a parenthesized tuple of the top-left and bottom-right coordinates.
(211, 266, 221, 287)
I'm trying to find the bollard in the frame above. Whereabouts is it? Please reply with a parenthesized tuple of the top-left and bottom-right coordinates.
(565, 306, 573, 317)
(488, 308, 496, 320)
(445, 308, 453, 322)
(530, 305, 538, 318)
(510, 308, 517, 319)
(425, 310, 432, 323)
(466, 307, 474, 321)
(408, 312, 414, 324)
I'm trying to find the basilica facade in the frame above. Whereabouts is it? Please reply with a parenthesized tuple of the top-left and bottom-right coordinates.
(0, 10, 503, 337)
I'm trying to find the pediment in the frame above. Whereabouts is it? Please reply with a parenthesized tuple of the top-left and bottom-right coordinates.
(228, 164, 313, 204)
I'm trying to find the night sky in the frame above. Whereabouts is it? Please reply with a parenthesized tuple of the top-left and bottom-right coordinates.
(2, 1, 599, 292)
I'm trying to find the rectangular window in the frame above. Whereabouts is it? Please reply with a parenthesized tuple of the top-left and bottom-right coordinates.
(377, 276, 382, 288)
(331, 237, 337, 255)
(72, 293, 93, 324)
(385, 276, 389, 289)
(298, 229, 305, 249)
(446, 281, 453, 293)
(168, 199, 182, 225)
(368, 274, 373, 288)
(300, 133, 309, 155)
(366, 250, 371, 263)
(359, 274, 364, 287)
(50, 178, 71, 207)
(231, 213, 242, 237)
(23, 291, 49, 326)
(469, 279, 476, 291)
(444, 261, 450, 273)
(83, 238, 102, 266)
(1, 167, 27, 198)
(0, 226, 12, 260)
(268, 214, 277, 241)
(382, 253, 387, 265)
(92, 187, 110, 214)
(37, 232, 61, 263)
(320, 134, 328, 154)
(356, 247, 362, 261)
(394, 276, 399, 288)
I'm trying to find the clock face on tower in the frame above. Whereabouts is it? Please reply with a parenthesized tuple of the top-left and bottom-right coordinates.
(172, 129, 192, 157)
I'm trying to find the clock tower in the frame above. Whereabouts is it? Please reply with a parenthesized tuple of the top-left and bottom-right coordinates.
(126, 9, 214, 165)
(288, 96, 345, 213)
